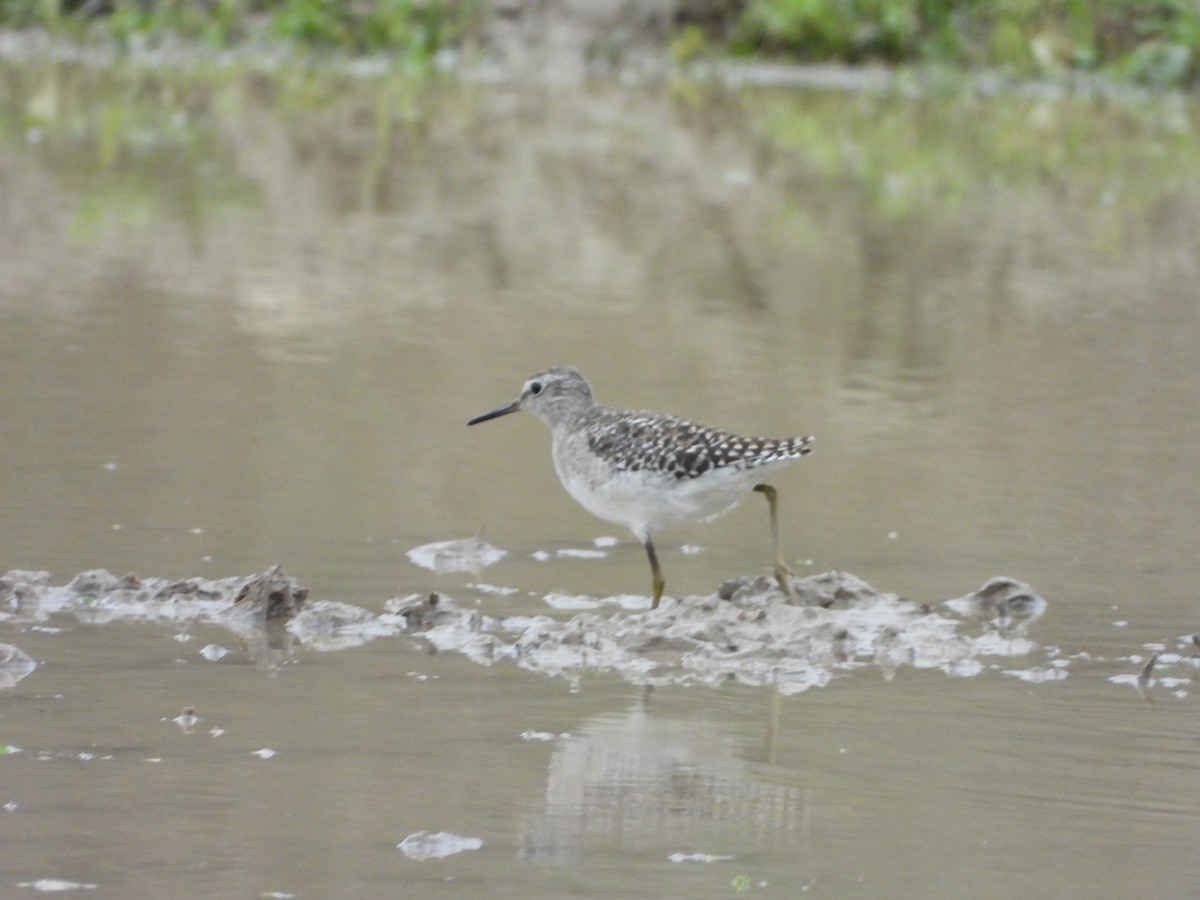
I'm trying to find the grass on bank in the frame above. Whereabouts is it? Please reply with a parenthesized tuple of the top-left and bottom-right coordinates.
(0, 1, 1196, 88)
(725, 0, 1199, 89)
(0, 0, 483, 57)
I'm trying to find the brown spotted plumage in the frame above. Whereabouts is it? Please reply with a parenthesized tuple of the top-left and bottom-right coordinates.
(583, 408, 813, 480)
(468, 367, 813, 609)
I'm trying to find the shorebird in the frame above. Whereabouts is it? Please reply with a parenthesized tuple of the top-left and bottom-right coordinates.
(467, 367, 813, 609)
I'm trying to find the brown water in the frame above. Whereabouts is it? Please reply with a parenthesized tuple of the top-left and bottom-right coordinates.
(2, 58, 1199, 898)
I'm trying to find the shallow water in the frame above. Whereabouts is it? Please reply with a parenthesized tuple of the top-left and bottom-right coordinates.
(2, 58, 1200, 897)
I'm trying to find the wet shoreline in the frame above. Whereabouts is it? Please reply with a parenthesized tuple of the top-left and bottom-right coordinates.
(0, 25, 1190, 106)
(6, 561, 1188, 700)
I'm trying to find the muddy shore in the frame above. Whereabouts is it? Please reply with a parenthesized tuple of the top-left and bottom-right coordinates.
(1, 563, 1071, 694)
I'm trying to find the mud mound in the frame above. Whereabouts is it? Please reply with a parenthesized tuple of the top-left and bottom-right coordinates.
(473, 572, 1048, 692)
(1, 566, 1053, 693)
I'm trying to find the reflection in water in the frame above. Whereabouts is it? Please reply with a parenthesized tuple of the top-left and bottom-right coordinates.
(405, 536, 507, 574)
(842, 224, 951, 417)
(226, 615, 296, 670)
(0, 642, 37, 688)
(396, 830, 484, 860)
(172, 705, 199, 733)
(521, 699, 806, 861)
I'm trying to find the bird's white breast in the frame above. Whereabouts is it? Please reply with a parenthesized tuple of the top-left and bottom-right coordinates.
(551, 426, 789, 539)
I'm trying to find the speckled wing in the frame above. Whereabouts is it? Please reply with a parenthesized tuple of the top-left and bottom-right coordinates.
(584, 408, 813, 481)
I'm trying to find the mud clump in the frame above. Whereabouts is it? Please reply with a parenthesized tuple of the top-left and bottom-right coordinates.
(482, 570, 1049, 692)
(1, 565, 1054, 693)
(387, 591, 457, 630)
(1, 566, 312, 669)
(232, 565, 309, 620)
(0, 565, 307, 622)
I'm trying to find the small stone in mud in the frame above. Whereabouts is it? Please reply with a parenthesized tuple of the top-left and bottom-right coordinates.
(232, 565, 308, 619)
(831, 629, 851, 663)
(716, 577, 746, 601)
(0, 571, 50, 612)
(716, 575, 777, 603)
(66, 569, 123, 597)
(388, 591, 454, 630)
(942, 577, 1046, 626)
(791, 570, 879, 609)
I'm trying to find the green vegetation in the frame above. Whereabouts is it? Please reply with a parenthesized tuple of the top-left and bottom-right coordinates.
(730, 0, 1199, 87)
(264, 0, 479, 55)
(743, 86, 1200, 232)
(731, 873, 754, 892)
(0, 1, 1196, 88)
(0, 0, 482, 58)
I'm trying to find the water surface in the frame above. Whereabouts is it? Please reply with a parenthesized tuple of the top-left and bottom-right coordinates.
(1, 60, 1199, 897)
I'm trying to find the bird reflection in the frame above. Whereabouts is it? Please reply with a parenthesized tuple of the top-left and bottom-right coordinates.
(519, 693, 807, 861)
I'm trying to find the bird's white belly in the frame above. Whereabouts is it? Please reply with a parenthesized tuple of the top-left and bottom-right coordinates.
(554, 443, 769, 538)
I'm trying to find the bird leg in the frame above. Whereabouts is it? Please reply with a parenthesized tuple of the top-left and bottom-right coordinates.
(643, 535, 666, 610)
(754, 483, 797, 599)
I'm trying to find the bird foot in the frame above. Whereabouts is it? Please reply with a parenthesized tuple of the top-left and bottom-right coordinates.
(773, 564, 800, 603)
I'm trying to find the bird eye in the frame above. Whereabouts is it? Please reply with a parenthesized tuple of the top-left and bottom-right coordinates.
(529, 381, 543, 395)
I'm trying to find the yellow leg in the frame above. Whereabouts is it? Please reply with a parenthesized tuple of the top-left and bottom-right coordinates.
(754, 483, 797, 598)
(644, 536, 666, 609)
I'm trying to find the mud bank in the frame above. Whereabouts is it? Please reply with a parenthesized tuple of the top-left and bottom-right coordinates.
(424, 571, 1057, 693)
(0, 563, 1065, 691)
(3, 563, 1192, 696)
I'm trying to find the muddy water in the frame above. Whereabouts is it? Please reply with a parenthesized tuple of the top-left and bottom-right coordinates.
(2, 58, 1199, 897)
